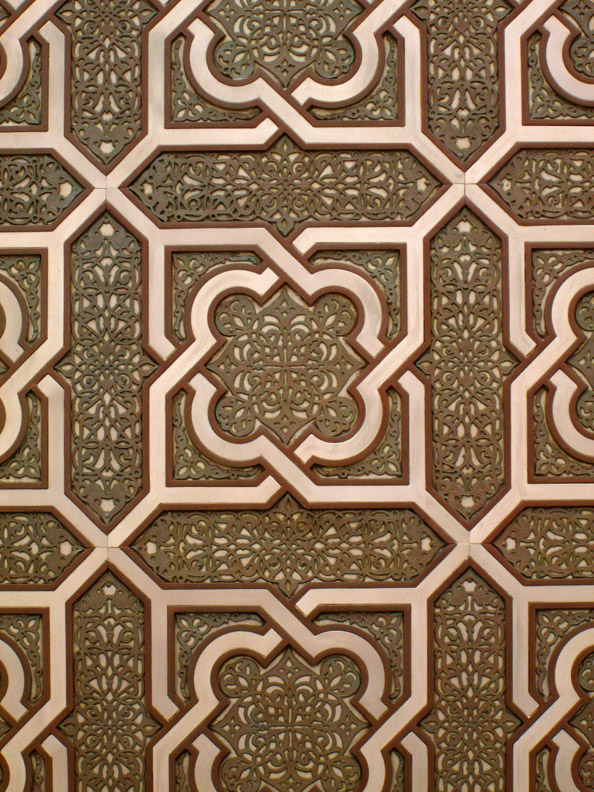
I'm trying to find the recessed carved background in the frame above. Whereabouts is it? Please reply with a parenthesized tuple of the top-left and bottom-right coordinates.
(1, 0, 593, 789)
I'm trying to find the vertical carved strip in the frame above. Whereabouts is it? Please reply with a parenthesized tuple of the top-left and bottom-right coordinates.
(59, 572, 159, 792)
(533, 610, 594, 788)
(411, 0, 512, 162)
(421, 569, 519, 791)
(58, 212, 156, 526)
(417, 208, 517, 521)
(174, 750, 193, 792)
(56, 0, 157, 166)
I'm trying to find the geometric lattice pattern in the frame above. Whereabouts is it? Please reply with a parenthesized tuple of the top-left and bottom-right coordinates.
(1, 0, 594, 789)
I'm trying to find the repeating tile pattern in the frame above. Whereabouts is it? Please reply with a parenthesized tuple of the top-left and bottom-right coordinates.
(1, 0, 594, 790)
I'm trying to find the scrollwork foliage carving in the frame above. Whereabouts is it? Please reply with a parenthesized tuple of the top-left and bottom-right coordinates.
(0, 254, 42, 344)
(129, 136, 441, 235)
(0, 613, 43, 703)
(1, 2, 588, 787)
(0, 39, 43, 127)
(570, 650, 594, 789)
(312, 387, 402, 479)
(411, 0, 512, 162)
(388, 750, 406, 792)
(171, 250, 260, 343)
(421, 569, 519, 792)
(569, 290, 594, 433)
(0, 154, 83, 227)
(560, 0, 594, 79)
(132, 495, 445, 596)
(57, 212, 157, 525)
(56, 0, 157, 165)
(417, 208, 517, 520)
(174, 611, 263, 701)
(309, 248, 400, 341)
(495, 507, 594, 580)
(0, 392, 42, 483)
(174, 750, 192, 792)
(205, 0, 363, 88)
(206, 287, 364, 443)
(170, 35, 260, 124)
(210, 648, 368, 792)
(313, 610, 404, 700)
(310, 34, 400, 122)
(28, 750, 45, 792)
(490, 149, 594, 221)
(535, 747, 554, 792)
(534, 608, 594, 699)
(0, 512, 83, 585)
(533, 388, 594, 477)
(527, 33, 594, 121)
(0, 714, 8, 741)
(531, 248, 594, 338)
(172, 390, 262, 481)
(533, 616, 594, 786)
(59, 572, 160, 792)
(0, 615, 43, 784)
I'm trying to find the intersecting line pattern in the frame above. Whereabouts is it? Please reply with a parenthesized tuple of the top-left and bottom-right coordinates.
(1, 0, 594, 790)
